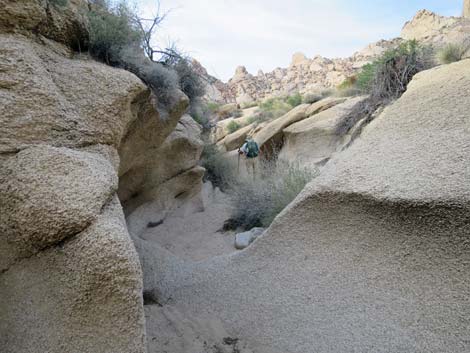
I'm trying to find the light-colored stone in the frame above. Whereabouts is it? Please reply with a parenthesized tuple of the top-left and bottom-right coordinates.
(401, 9, 470, 44)
(253, 97, 346, 156)
(217, 123, 255, 152)
(0, 196, 145, 353)
(0, 34, 150, 153)
(142, 59, 470, 353)
(465, 0, 470, 18)
(119, 114, 204, 214)
(0, 0, 89, 48)
(235, 228, 265, 250)
(280, 96, 366, 166)
(0, 146, 117, 272)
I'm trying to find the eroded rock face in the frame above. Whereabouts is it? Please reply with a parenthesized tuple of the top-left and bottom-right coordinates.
(401, 9, 470, 44)
(0, 2, 196, 351)
(279, 96, 366, 167)
(465, 0, 470, 18)
(0, 0, 89, 48)
(147, 60, 470, 353)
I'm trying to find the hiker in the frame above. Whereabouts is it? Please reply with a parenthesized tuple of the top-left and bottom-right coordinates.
(238, 137, 260, 179)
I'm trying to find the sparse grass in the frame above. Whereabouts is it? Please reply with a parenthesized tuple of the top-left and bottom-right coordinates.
(200, 144, 235, 190)
(226, 121, 242, 134)
(438, 42, 470, 64)
(286, 92, 302, 107)
(228, 159, 317, 230)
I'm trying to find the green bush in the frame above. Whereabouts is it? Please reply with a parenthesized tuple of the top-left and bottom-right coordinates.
(87, 1, 205, 108)
(173, 60, 206, 104)
(258, 97, 292, 120)
(206, 101, 221, 112)
(88, 2, 142, 64)
(286, 92, 302, 107)
(355, 63, 376, 92)
(438, 42, 469, 64)
(226, 121, 241, 134)
(354, 40, 433, 100)
(228, 160, 316, 230)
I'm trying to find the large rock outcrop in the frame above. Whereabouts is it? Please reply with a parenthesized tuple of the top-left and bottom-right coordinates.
(465, 0, 470, 18)
(0, 1, 201, 352)
(401, 9, 470, 44)
(279, 96, 366, 166)
(147, 60, 470, 353)
(0, 34, 150, 352)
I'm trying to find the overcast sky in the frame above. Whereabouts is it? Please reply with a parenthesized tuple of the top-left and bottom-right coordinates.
(136, 0, 462, 81)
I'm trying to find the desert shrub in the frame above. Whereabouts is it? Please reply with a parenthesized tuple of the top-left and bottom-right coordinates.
(362, 40, 434, 100)
(217, 104, 239, 120)
(87, 1, 205, 109)
(302, 93, 322, 104)
(232, 109, 243, 118)
(337, 76, 357, 90)
(258, 97, 292, 120)
(173, 59, 206, 104)
(200, 144, 236, 190)
(286, 92, 302, 107)
(241, 101, 259, 109)
(228, 160, 316, 230)
(355, 63, 376, 92)
(438, 42, 470, 64)
(206, 101, 221, 112)
(245, 111, 272, 127)
(49, 0, 68, 6)
(226, 120, 241, 134)
(88, 2, 142, 64)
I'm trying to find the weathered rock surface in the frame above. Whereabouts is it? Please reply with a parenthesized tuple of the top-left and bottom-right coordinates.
(279, 96, 366, 167)
(401, 9, 470, 44)
(0, 2, 198, 351)
(234, 228, 264, 250)
(465, 0, 470, 18)
(0, 146, 117, 272)
(145, 60, 470, 353)
(253, 97, 346, 155)
(118, 113, 203, 215)
(0, 0, 89, 48)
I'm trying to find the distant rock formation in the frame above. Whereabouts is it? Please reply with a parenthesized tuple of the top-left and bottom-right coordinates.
(464, 0, 470, 18)
(224, 9, 470, 105)
(401, 9, 470, 43)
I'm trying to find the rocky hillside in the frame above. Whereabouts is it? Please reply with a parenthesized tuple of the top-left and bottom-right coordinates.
(222, 9, 470, 104)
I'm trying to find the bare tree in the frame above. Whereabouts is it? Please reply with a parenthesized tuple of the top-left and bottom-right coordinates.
(133, 1, 183, 64)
